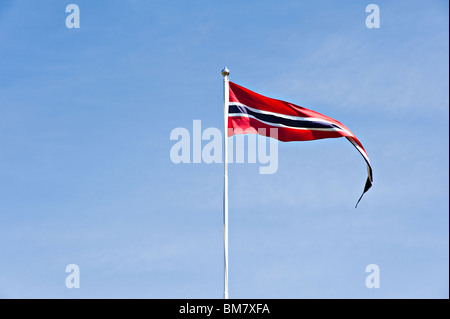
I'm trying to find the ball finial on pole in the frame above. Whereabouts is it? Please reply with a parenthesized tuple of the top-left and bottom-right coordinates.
(221, 67, 230, 77)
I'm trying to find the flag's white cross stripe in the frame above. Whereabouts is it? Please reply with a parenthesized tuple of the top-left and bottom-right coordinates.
(229, 101, 350, 133)
(229, 101, 371, 166)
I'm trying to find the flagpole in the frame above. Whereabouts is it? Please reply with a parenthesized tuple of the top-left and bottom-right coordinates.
(221, 66, 230, 299)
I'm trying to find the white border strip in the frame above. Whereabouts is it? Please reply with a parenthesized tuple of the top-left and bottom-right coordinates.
(229, 102, 353, 135)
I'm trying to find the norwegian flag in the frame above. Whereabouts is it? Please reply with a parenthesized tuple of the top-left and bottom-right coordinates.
(227, 81, 373, 207)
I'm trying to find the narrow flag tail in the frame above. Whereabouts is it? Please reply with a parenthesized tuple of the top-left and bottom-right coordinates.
(228, 81, 373, 207)
(346, 136, 373, 207)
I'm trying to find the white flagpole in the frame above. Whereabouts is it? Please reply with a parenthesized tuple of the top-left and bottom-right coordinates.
(221, 66, 230, 299)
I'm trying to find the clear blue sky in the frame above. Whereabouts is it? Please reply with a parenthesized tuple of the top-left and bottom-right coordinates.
(0, 0, 448, 298)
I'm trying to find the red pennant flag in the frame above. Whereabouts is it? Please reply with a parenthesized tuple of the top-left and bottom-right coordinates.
(227, 81, 373, 207)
